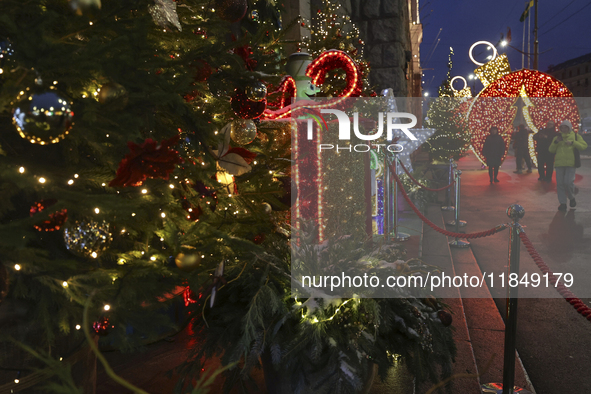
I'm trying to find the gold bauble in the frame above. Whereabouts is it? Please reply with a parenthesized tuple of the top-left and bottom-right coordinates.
(230, 119, 257, 145)
(98, 82, 128, 108)
(175, 252, 201, 272)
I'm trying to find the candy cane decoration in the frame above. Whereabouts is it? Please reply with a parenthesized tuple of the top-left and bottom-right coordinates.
(262, 50, 362, 120)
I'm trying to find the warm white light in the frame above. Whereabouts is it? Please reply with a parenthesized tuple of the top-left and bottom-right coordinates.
(469, 41, 497, 66)
(62, 281, 68, 288)
(169, 184, 174, 189)
(18, 167, 25, 173)
(68, 179, 74, 185)
(74, 174, 79, 178)
(94, 208, 100, 214)
(75, 324, 81, 330)
(501, 40, 508, 47)
(141, 189, 147, 194)
(469, 74, 475, 80)
(91, 251, 98, 258)
(160, 212, 166, 218)
(150, 256, 156, 261)
(38, 177, 46, 184)
(14, 379, 19, 384)
(450, 76, 467, 92)
(423, 92, 429, 97)
(103, 304, 110, 311)
(14, 264, 21, 271)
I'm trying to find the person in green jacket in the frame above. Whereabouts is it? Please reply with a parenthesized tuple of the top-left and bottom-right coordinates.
(549, 120, 588, 211)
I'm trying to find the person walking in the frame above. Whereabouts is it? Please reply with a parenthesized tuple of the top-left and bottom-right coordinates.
(512, 124, 533, 174)
(534, 120, 557, 182)
(549, 120, 587, 211)
(482, 126, 505, 183)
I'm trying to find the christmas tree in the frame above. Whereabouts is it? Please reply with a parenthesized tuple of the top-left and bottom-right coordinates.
(424, 48, 471, 162)
(0, 0, 289, 391)
(0, 0, 456, 392)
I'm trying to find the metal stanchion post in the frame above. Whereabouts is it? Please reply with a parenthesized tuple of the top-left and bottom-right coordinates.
(482, 204, 528, 394)
(446, 163, 467, 227)
(393, 157, 410, 242)
(441, 157, 455, 211)
(448, 167, 470, 248)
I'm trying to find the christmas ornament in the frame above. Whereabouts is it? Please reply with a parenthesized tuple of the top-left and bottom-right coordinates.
(93, 316, 112, 336)
(214, 0, 248, 23)
(214, 123, 257, 176)
(98, 82, 128, 108)
(245, 81, 267, 102)
(149, 0, 182, 31)
(12, 91, 74, 145)
(109, 135, 183, 187)
(262, 202, 272, 214)
(63, 220, 112, 259)
(30, 199, 68, 232)
(175, 252, 202, 272)
(437, 310, 453, 327)
(230, 119, 257, 145)
(69, 0, 101, 16)
(468, 69, 578, 166)
(0, 262, 8, 305)
(231, 89, 266, 119)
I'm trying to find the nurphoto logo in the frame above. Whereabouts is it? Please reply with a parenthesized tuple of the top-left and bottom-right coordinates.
(305, 109, 418, 153)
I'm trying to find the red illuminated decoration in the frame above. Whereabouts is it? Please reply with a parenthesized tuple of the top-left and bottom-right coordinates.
(231, 89, 266, 119)
(93, 316, 113, 336)
(305, 49, 362, 99)
(262, 50, 362, 120)
(30, 199, 68, 232)
(468, 69, 579, 165)
(268, 76, 296, 110)
(183, 286, 198, 307)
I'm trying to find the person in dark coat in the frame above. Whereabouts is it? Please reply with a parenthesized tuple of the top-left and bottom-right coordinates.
(482, 126, 505, 183)
(533, 120, 557, 182)
(512, 124, 533, 174)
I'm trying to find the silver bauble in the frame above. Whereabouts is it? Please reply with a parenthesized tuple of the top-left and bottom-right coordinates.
(64, 220, 112, 259)
(12, 91, 74, 145)
(230, 119, 257, 145)
(245, 81, 267, 102)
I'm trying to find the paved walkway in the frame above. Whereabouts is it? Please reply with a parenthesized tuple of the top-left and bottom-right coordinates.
(451, 150, 591, 394)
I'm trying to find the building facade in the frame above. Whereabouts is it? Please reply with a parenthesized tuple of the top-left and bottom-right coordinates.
(547, 52, 591, 118)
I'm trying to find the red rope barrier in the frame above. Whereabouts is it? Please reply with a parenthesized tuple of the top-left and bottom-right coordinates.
(389, 163, 507, 239)
(397, 159, 455, 192)
(519, 232, 591, 322)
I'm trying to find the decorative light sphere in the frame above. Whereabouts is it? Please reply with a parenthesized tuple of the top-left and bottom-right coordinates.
(175, 252, 202, 272)
(506, 204, 525, 221)
(12, 91, 74, 145)
(64, 220, 111, 259)
(245, 81, 267, 102)
(230, 119, 257, 145)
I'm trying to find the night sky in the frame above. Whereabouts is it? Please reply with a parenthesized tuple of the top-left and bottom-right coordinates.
(420, 0, 591, 96)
